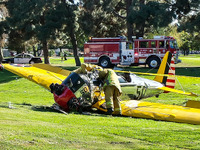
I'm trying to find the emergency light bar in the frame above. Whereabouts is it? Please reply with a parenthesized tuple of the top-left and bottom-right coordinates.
(154, 36, 174, 40)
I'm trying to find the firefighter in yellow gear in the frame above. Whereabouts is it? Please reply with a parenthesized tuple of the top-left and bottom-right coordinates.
(99, 69, 122, 115)
(73, 63, 122, 115)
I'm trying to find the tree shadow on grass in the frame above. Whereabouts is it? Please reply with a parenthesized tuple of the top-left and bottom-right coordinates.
(14, 102, 59, 113)
(0, 104, 10, 109)
(176, 67, 200, 77)
(31, 105, 62, 113)
(0, 102, 63, 114)
(12, 103, 145, 119)
(31, 103, 109, 117)
(0, 70, 21, 84)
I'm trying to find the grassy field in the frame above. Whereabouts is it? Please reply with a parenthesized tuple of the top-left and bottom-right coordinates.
(0, 55, 200, 149)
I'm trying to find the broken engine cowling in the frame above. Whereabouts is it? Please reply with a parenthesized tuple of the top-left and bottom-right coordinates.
(50, 72, 98, 112)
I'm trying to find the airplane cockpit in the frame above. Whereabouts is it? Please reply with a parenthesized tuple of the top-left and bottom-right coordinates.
(62, 72, 86, 94)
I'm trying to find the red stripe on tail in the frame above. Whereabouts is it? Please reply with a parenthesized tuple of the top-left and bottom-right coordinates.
(164, 57, 175, 93)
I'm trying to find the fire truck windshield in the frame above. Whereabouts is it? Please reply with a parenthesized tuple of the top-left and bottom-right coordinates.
(170, 40, 179, 49)
(174, 40, 179, 49)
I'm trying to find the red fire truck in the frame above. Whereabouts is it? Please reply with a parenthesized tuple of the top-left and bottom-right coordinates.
(84, 36, 180, 68)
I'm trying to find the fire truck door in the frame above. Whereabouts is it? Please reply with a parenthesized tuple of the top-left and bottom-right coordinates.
(121, 42, 134, 65)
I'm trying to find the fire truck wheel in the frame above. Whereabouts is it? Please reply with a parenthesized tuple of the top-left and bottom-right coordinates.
(99, 57, 111, 68)
(147, 57, 161, 68)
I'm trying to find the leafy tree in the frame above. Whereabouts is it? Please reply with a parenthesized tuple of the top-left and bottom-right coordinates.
(7, 30, 26, 53)
(0, 0, 8, 63)
(25, 37, 39, 56)
(179, 31, 191, 55)
(145, 25, 198, 54)
(79, 0, 126, 37)
(3, 0, 81, 65)
(79, 0, 178, 41)
(127, 0, 177, 40)
(175, 0, 200, 52)
(59, 1, 81, 65)
(4, 0, 52, 63)
(177, 1, 200, 32)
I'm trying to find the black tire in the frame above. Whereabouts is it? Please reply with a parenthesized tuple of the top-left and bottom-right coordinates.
(99, 57, 111, 68)
(147, 57, 161, 68)
(67, 98, 80, 112)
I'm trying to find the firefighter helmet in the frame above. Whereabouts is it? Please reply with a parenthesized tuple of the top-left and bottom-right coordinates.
(99, 69, 108, 79)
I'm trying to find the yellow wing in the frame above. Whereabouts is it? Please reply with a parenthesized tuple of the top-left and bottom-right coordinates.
(3, 64, 70, 91)
(120, 100, 200, 125)
(93, 98, 200, 125)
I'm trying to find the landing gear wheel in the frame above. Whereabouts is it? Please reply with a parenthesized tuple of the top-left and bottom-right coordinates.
(147, 57, 161, 68)
(99, 57, 111, 68)
(68, 98, 80, 112)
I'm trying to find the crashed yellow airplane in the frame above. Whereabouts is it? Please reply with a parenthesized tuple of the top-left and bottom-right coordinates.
(1, 52, 199, 125)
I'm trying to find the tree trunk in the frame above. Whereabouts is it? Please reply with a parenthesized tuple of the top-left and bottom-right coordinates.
(40, 11, 49, 64)
(42, 40, 49, 64)
(137, 0, 145, 38)
(69, 27, 81, 66)
(0, 47, 3, 63)
(127, 22, 133, 41)
(126, 0, 133, 41)
(0, 36, 5, 63)
(33, 45, 37, 56)
(59, 47, 62, 56)
(131, 0, 145, 39)
(135, 23, 145, 38)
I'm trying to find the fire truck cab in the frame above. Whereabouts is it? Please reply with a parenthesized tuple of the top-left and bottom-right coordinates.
(84, 37, 134, 68)
(134, 36, 179, 68)
(84, 36, 180, 68)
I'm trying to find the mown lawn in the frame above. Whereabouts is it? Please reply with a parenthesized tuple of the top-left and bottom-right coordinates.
(0, 55, 200, 149)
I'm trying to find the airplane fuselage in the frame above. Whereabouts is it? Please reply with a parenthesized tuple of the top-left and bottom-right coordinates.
(119, 74, 164, 100)
(51, 72, 165, 111)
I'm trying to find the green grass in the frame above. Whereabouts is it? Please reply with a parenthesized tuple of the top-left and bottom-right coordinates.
(177, 54, 200, 67)
(49, 57, 84, 66)
(0, 55, 200, 149)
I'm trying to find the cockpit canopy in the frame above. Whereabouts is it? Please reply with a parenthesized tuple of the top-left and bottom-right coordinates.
(62, 72, 86, 93)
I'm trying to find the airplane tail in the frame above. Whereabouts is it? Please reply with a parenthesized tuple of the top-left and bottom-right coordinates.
(154, 51, 175, 89)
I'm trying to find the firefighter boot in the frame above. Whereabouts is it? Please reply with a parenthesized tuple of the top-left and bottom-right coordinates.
(112, 108, 122, 116)
(112, 111, 122, 116)
(105, 108, 114, 115)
